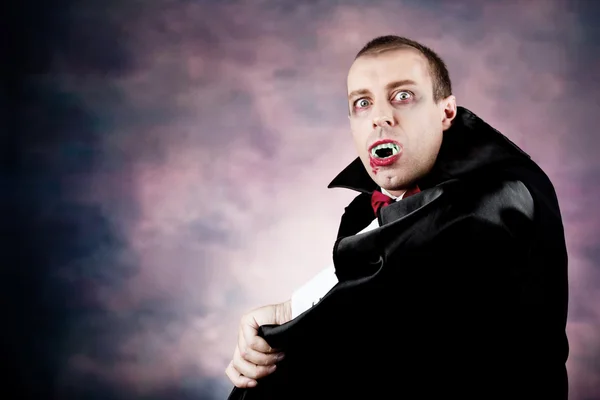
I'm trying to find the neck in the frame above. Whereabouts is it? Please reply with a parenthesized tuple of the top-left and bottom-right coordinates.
(382, 187, 406, 199)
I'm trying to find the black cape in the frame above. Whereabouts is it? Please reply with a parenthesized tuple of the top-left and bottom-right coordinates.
(227, 107, 569, 400)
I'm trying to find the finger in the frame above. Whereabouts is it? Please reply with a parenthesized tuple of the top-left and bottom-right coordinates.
(225, 360, 257, 388)
(243, 342, 285, 366)
(238, 328, 284, 366)
(233, 344, 277, 380)
(241, 320, 279, 354)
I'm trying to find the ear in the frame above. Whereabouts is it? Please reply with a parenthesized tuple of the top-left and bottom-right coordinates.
(440, 95, 457, 131)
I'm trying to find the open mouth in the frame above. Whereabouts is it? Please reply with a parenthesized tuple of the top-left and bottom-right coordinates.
(370, 142, 400, 159)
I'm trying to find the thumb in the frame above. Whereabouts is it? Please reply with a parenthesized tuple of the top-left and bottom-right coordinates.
(253, 304, 280, 326)
(240, 305, 276, 331)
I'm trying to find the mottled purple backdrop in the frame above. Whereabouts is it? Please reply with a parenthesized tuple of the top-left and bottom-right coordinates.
(16, 0, 600, 399)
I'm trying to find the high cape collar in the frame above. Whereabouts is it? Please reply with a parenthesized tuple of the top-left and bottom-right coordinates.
(327, 106, 532, 194)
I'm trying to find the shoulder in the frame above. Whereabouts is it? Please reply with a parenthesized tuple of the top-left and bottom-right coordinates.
(444, 177, 536, 241)
(475, 179, 534, 221)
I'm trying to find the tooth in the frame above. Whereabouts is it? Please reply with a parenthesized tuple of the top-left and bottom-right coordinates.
(371, 143, 399, 158)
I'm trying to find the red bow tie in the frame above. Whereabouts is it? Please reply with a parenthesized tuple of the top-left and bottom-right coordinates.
(371, 186, 421, 216)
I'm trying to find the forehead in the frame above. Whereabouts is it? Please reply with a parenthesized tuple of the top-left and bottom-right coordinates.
(347, 48, 431, 93)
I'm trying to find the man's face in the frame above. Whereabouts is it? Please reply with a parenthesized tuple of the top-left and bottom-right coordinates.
(347, 48, 456, 196)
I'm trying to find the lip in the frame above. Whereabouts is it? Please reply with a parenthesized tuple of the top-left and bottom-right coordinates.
(368, 139, 402, 167)
(368, 139, 401, 153)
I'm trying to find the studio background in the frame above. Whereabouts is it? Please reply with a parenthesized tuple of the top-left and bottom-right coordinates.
(10, 0, 600, 399)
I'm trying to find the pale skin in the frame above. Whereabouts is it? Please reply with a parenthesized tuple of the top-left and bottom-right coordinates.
(226, 48, 458, 388)
(225, 300, 292, 387)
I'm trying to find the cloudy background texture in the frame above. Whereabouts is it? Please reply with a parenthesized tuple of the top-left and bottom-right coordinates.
(10, 0, 600, 399)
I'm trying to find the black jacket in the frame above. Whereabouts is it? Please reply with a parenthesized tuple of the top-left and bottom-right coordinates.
(227, 107, 569, 399)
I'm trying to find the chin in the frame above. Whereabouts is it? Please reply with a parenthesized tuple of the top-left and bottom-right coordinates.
(372, 171, 399, 189)
(362, 156, 410, 187)
(374, 166, 413, 189)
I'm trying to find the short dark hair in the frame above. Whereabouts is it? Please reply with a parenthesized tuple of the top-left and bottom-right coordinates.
(355, 35, 452, 102)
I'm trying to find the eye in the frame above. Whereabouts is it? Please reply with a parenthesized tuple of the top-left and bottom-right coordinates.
(354, 98, 371, 109)
(394, 91, 412, 101)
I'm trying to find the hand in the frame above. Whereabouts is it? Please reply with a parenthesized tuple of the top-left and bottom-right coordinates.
(225, 300, 292, 388)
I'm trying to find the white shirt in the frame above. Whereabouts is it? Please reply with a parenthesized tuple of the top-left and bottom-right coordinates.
(290, 188, 405, 319)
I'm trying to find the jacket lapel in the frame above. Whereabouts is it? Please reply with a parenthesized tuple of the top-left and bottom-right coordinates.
(334, 184, 448, 282)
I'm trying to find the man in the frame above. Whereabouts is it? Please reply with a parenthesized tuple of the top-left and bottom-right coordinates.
(225, 35, 569, 399)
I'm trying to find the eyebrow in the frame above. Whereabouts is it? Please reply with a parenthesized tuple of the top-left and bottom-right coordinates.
(347, 79, 418, 101)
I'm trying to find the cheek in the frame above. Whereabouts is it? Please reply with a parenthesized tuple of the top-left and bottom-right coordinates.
(415, 127, 443, 160)
(406, 123, 438, 152)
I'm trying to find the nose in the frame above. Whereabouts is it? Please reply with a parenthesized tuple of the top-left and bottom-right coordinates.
(372, 115, 395, 129)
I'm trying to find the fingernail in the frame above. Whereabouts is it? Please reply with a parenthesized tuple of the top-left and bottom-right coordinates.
(276, 353, 285, 361)
(268, 365, 277, 373)
(248, 380, 257, 387)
